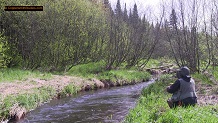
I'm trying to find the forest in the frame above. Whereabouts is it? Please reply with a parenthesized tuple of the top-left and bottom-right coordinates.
(0, 0, 218, 122)
(0, 0, 218, 73)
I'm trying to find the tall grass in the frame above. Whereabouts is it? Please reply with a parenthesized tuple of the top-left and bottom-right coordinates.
(97, 70, 151, 84)
(124, 74, 218, 123)
(0, 68, 52, 83)
(209, 66, 218, 80)
(60, 84, 80, 96)
(68, 61, 106, 78)
(192, 73, 213, 85)
(157, 105, 218, 123)
(0, 87, 56, 120)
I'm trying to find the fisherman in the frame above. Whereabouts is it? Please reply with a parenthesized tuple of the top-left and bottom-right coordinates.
(166, 66, 197, 108)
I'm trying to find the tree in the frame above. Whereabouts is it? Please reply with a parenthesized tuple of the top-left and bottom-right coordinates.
(123, 3, 128, 22)
(115, 0, 122, 17)
(130, 3, 139, 28)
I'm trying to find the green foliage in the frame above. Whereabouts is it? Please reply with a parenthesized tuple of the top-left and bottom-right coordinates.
(1, 0, 108, 70)
(68, 61, 151, 84)
(157, 106, 218, 123)
(16, 87, 55, 109)
(0, 87, 55, 120)
(143, 59, 160, 68)
(61, 84, 79, 96)
(98, 70, 151, 84)
(68, 61, 106, 78)
(0, 68, 52, 83)
(210, 66, 218, 81)
(192, 73, 213, 85)
(0, 95, 16, 120)
(124, 74, 218, 123)
(0, 33, 12, 68)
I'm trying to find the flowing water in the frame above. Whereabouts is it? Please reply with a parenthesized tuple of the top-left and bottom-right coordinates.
(17, 80, 155, 123)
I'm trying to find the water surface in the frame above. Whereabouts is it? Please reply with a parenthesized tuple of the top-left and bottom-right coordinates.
(18, 80, 154, 123)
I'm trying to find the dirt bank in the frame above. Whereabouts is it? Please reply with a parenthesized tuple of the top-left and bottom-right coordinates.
(195, 80, 218, 106)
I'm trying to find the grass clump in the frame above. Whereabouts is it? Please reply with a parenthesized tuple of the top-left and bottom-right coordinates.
(0, 87, 56, 120)
(16, 87, 56, 109)
(124, 74, 218, 123)
(0, 68, 52, 83)
(97, 70, 151, 84)
(61, 84, 80, 96)
(68, 61, 106, 78)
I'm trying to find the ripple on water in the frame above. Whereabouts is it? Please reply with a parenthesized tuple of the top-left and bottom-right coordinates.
(19, 80, 154, 123)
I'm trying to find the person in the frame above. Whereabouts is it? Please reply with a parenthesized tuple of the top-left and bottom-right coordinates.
(166, 66, 197, 108)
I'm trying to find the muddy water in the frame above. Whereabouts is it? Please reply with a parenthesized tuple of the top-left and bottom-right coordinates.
(18, 80, 154, 123)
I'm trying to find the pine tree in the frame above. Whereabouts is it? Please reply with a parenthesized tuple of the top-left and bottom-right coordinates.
(131, 3, 139, 28)
(123, 3, 128, 22)
(129, 8, 132, 24)
(169, 9, 178, 30)
(115, 0, 122, 17)
(103, 0, 114, 16)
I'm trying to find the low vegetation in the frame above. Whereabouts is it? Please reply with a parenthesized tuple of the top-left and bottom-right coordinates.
(68, 61, 151, 85)
(0, 68, 52, 83)
(124, 74, 218, 123)
(0, 87, 56, 121)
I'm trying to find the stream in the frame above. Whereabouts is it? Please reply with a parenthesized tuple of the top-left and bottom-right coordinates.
(17, 80, 155, 123)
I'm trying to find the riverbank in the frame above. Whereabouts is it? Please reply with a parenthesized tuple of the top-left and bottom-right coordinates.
(124, 74, 218, 123)
(0, 67, 151, 122)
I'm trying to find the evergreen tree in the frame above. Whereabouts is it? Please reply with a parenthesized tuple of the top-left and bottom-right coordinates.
(104, 0, 114, 16)
(129, 8, 132, 24)
(169, 9, 178, 30)
(123, 3, 128, 22)
(131, 3, 139, 28)
(115, 0, 122, 17)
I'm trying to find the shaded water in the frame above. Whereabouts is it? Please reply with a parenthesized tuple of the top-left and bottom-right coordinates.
(18, 80, 154, 123)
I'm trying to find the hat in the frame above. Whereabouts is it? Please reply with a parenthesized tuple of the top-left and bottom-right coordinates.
(179, 66, 190, 77)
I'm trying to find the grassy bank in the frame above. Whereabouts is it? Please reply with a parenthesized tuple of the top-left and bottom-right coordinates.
(0, 68, 52, 83)
(124, 74, 218, 123)
(68, 61, 151, 85)
(0, 87, 56, 120)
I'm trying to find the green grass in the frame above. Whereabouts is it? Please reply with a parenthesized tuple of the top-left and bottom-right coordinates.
(68, 61, 151, 84)
(208, 66, 218, 80)
(60, 84, 80, 96)
(0, 68, 52, 83)
(141, 58, 174, 69)
(157, 106, 218, 123)
(124, 74, 218, 123)
(0, 87, 56, 120)
(192, 73, 214, 85)
(97, 70, 151, 84)
(68, 61, 106, 78)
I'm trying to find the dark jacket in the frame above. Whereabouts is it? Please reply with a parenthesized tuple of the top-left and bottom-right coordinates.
(167, 76, 197, 106)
